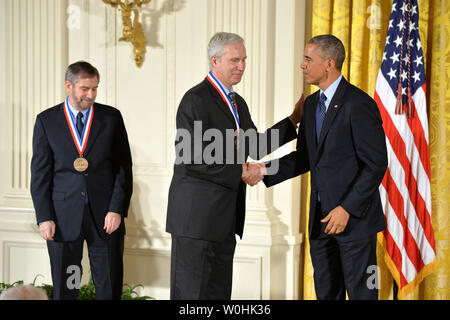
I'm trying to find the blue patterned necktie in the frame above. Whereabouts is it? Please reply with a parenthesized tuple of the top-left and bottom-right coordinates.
(228, 92, 238, 113)
(76, 112, 84, 137)
(315, 92, 327, 141)
(315, 92, 327, 203)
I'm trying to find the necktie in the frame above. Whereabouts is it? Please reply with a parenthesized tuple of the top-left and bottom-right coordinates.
(76, 112, 84, 137)
(315, 92, 327, 141)
(315, 92, 327, 203)
(75, 112, 88, 202)
(228, 92, 238, 113)
(227, 92, 241, 145)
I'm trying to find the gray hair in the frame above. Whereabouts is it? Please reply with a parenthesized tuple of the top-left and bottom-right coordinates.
(0, 285, 48, 300)
(207, 32, 245, 70)
(65, 60, 100, 84)
(308, 35, 346, 71)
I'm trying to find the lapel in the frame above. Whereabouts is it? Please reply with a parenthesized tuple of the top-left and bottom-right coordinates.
(204, 79, 239, 130)
(57, 103, 78, 158)
(307, 91, 320, 155)
(83, 103, 103, 156)
(315, 77, 349, 161)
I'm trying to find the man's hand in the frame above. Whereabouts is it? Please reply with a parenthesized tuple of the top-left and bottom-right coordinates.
(242, 163, 266, 186)
(321, 206, 350, 235)
(104, 212, 122, 234)
(289, 93, 305, 124)
(39, 220, 55, 241)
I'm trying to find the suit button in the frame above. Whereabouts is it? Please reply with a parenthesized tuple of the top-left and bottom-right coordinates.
(81, 192, 85, 196)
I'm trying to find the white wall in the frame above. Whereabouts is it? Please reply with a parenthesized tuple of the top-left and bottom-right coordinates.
(0, 0, 306, 299)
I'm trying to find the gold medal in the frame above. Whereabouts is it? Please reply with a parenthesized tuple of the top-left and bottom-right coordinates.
(73, 156, 89, 172)
(63, 98, 94, 174)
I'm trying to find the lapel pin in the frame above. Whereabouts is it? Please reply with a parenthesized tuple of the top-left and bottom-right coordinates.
(333, 104, 338, 109)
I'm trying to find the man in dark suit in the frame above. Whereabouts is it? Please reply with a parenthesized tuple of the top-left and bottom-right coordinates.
(262, 35, 388, 300)
(30, 61, 133, 300)
(166, 32, 303, 299)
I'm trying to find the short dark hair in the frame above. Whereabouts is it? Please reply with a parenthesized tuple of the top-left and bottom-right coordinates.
(308, 35, 346, 71)
(65, 61, 100, 84)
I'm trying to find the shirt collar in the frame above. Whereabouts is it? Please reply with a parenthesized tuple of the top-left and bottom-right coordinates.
(320, 74, 342, 111)
(210, 73, 234, 96)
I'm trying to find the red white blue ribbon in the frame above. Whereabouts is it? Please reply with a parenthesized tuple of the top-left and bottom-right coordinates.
(63, 97, 94, 156)
(206, 72, 240, 130)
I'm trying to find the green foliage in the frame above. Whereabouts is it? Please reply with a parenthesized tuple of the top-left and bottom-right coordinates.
(0, 274, 153, 300)
(121, 283, 153, 300)
(76, 277, 96, 300)
(0, 280, 24, 292)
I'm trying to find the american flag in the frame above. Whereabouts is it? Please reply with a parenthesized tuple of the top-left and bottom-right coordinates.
(374, 0, 437, 299)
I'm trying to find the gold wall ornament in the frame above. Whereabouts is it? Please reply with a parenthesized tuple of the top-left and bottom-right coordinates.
(102, 0, 152, 67)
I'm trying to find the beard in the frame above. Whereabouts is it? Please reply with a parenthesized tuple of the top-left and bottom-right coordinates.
(73, 97, 94, 110)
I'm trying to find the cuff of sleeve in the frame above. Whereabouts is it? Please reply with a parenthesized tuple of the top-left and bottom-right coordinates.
(288, 116, 298, 129)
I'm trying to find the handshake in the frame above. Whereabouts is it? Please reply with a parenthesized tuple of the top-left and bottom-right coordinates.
(242, 163, 267, 186)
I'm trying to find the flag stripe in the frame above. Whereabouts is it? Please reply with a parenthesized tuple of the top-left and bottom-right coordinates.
(381, 167, 426, 273)
(406, 86, 431, 179)
(379, 185, 411, 286)
(379, 184, 421, 284)
(407, 88, 431, 180)
(382, 135, 436, 267)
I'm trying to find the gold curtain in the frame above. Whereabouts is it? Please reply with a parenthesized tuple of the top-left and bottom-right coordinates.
(301, 0, 450, 300)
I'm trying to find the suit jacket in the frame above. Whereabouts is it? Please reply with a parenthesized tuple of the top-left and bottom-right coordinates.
(264, 77, 388, 241)
(30, 102, 133, 242)
(166, 78, 297, 241)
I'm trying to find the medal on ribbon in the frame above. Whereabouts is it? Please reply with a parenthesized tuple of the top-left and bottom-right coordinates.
(206, 72, 240, 131)
(63, 97, 94, 172)
(206, 72, 241, 148)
